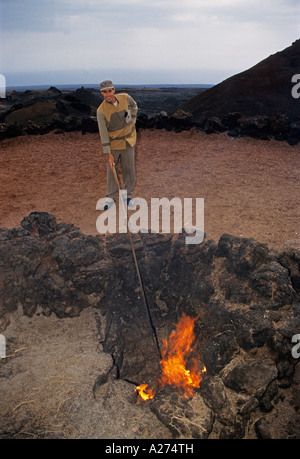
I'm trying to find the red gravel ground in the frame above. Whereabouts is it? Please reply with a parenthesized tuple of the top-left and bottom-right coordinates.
(0, 129, 299, 250)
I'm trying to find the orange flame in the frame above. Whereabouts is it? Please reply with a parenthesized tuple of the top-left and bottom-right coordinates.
(136, 314, 206, 401)
(159, 313, 206, 398)
(135, 383, 155, 401)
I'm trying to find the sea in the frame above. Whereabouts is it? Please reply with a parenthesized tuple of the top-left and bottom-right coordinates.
(6, 83, 213, 93)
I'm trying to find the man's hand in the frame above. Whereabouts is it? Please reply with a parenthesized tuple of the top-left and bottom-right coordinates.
(108, 152, 115, 169)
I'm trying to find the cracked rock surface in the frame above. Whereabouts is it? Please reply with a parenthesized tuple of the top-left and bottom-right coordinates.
(0, 212, 299, 439)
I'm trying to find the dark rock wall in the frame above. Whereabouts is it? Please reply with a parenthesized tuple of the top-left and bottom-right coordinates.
(0, 212, 299, 438)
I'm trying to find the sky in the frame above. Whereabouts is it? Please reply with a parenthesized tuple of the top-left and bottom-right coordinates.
(0, 0, 299, 87)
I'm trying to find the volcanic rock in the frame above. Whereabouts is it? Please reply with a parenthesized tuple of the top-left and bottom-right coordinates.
(150, 387, 214, 439)
(0, 86, 204, 140)
(0, 212, 299, 439)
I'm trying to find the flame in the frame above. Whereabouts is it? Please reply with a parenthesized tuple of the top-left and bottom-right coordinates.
(136, 314, 206, 401)
(159, 313, 206, 398)
(135, 383, 155, 401)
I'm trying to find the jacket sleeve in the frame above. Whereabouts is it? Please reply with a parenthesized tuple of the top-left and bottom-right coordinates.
(128, 95, 138, 124)
(97, 109, 111, 154)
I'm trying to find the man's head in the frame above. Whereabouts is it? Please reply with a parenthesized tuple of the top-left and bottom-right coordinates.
(100, 80, 116, 104)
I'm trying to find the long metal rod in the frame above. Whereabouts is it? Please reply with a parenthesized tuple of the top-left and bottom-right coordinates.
(111, 166, 162, 368)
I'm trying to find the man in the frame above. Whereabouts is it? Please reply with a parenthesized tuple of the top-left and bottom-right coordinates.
(97, 80, 138, 210)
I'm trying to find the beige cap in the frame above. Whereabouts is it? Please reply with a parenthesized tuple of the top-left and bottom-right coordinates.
(100, 80, 114, 91)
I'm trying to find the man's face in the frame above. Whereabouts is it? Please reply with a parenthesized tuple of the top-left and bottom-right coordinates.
(101, 88, 116, 104)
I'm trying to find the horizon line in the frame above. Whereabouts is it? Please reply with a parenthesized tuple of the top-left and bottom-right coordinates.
(6, 82, 215, 92)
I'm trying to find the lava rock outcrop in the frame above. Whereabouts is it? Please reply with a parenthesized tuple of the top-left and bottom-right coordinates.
(0, 212, 299, 438)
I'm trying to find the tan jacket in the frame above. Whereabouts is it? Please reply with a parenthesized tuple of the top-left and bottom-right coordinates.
(97, 93, 138, 153)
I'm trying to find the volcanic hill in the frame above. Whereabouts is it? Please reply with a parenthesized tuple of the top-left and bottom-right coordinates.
(176, 39, 300, 122)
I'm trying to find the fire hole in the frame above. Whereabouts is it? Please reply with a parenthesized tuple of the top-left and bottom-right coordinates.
(136, 314, 206, 401)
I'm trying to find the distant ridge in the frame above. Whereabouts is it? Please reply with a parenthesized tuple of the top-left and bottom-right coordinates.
(6, 83, 214, 93)
(177, 40, 300, 122)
